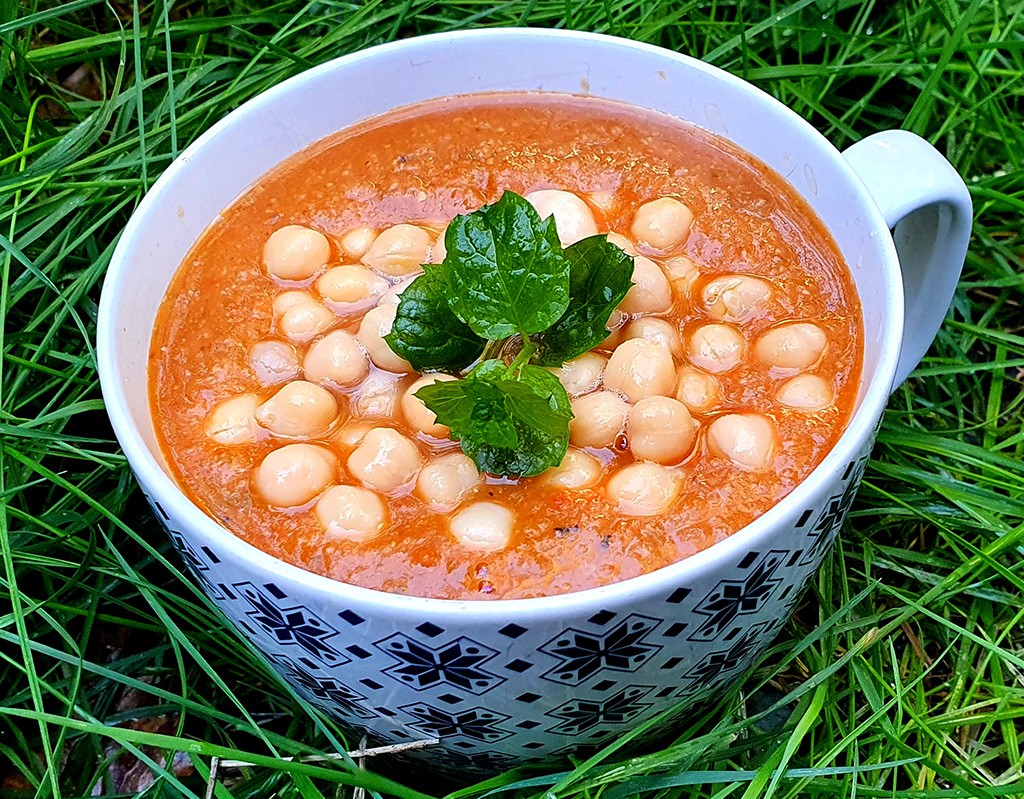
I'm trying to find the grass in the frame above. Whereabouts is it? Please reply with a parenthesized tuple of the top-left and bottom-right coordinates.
(0, 0, 1022, 796)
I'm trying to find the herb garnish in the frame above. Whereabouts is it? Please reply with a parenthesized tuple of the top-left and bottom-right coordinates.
(385, 191, 634, 477)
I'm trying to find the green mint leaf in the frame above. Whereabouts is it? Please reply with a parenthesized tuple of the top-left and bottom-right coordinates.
(416, 359, 573, 477)
(500, 364, 574, 439)
(465, 363, 572, 477)
(535, 235, 636, 366)
(445, 191, 570, 340)
(384, 265, 486, 371)
(414, 362, 519, 449)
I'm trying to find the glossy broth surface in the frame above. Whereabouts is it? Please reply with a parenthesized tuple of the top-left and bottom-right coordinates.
(150, 93, 863, 599)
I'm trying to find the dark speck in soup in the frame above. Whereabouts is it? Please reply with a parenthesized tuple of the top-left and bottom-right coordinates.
(150, 92, 863, 600)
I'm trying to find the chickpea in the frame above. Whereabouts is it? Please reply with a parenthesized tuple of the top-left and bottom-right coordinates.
(429, 224, 448, 264)
(701, 275, 772, 323)
(274, 291, 335, 343)
(361, 224, 432, 276)
(357, 303, 413, 373)
(402, 374, 458, 438)
(754, 322, 828, 373)
(416, 452, 481, 510)
(707, 413, 778, 471)
(303, 330, 369, 388)
(335, 421, 373, 449)
(380, 275, 418, 306)
(624, 317, 683, 358)
(525, 189, 599, 246)
(606, 462, 681, 516)
(687, 323, 745, 373)
(315, 265, 386, 312)
(618, 255, 672, 315)
(602, 309, 630, 350)
(315, 485, 387, 543)
(627, 396, 696, 464)
(604, 338, 676, 402)
(662, 254, 699, 289)
(263, 224, 330, 282)
(551, 352, 607, 398)
(205, 394, 259, 445)
(675, 367, 721, 414)
(569, 390, 630, 448)
(540, 448, 603, 490)
(350, 372, 401, 419)
(631, 197, 694, 252)
(346, 427, 423, 493)
(273, 289, 309, 315)
(776, 374, 834, 411)
(449, 501, 514, 552)
(606, 232, 638, 256)
(255, 380, 338, 438)
(340, 226, 377, 259)
(254, 443, 337, 507)
(249, 340, 301, 385)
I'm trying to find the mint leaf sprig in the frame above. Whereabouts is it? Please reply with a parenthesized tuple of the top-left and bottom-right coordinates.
(385, 191, 634, 477)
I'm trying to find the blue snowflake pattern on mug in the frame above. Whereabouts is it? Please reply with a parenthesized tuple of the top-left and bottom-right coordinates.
(399, 702, 513, 742)
(540, 614, 662, 685)
(168, 532, 226, 600)
(375, 633, 505, 694)
(545, 685, 654, 735)
(799, 456, 868, 566)
(271, 655, 377, 719)
(234, 581, 347, 665)
(677, 622, 772, 694)
(688, 551, 787, 641)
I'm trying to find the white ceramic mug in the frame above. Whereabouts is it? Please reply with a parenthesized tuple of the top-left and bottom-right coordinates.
(96, 29, 971, 773)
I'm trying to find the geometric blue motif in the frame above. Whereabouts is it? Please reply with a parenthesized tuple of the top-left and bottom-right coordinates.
(399, 702, 513, 742)
(678, 622, 769, 693)
(272, 655, 377, 719)
(545, 685, 654, 735)
(169, 532, 225, 600)
(173, 533, 208, 573)
(687, 552, 786, 641)
(375, 633, 504, 694)
(540, 614, 662, 685)
(799, 457, 866, 566)
(234, 582, 347, 665)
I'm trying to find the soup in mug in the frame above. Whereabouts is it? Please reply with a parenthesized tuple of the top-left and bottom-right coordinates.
(150, 94, 863, 600)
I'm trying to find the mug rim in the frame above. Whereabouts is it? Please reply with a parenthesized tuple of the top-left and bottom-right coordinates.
(97, 27, 903, 617)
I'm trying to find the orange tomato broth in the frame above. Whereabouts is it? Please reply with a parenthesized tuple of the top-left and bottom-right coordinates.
(150, 93, 863, 600)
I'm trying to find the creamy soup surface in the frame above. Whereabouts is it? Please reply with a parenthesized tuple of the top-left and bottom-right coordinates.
(150, 93, 863, 600)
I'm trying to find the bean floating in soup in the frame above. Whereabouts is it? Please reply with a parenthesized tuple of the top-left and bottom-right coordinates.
(150, 93, 863, 600)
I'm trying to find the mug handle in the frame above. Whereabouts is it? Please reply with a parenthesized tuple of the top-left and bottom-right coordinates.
(841, 130, 973, 388)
